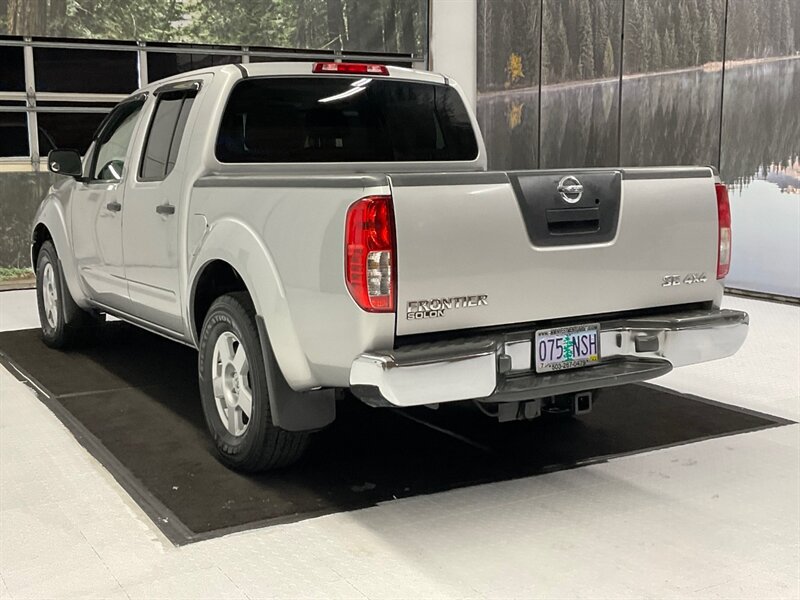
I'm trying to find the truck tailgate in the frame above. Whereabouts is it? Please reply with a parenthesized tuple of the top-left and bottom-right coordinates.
(390, 168, 722, 336)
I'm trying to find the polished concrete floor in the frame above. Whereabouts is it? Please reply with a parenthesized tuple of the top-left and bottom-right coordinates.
(0, 290, 798, 600)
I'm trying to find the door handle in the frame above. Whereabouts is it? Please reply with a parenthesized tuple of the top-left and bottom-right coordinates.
(156, 203, 175, 215)
(106, 201, 121, 212)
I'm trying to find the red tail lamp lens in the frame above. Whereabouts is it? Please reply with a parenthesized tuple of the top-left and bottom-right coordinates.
(715, 183, 731, 279)
(345, 195, 396, 312)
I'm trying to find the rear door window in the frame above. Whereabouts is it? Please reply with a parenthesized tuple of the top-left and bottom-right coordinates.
(140, 90, 196, 181)
(216, 77, 478, 163)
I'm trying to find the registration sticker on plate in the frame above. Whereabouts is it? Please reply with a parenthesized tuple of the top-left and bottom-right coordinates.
(534, 323, 600, 373)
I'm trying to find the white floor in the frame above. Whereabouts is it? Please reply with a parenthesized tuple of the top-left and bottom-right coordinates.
(0, 290, 798, 600)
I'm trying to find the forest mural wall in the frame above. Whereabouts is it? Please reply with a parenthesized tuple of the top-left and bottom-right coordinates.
(0, 0, 428, 56)
(478, 0, 800, 297)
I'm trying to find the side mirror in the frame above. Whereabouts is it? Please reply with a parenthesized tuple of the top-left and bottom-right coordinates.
(48, 149, 83, 178)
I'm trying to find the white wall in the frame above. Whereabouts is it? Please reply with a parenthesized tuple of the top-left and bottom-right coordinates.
(429, 0, 477, 109)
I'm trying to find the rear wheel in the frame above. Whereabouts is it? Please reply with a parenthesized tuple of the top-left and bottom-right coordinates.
(36, 240, 103, 348)
(198, 292, 309, 472)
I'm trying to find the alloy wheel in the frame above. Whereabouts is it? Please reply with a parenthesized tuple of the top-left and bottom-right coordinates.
(211, 331, 252, 436)
(41, 262, 59, 329)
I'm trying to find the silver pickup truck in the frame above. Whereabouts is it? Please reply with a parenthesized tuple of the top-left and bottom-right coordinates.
(32, 61, 748, 472)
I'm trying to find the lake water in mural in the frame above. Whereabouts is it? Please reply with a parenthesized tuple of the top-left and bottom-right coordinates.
(722, 58, 799, 297)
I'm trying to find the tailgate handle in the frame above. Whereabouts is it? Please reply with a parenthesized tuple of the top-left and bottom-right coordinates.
(546, 208, 600, 235)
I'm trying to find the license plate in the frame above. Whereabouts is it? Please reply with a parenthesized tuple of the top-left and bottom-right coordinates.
(534, 323, 600, 373)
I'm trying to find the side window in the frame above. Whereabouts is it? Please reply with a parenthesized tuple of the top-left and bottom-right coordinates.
(92, 101, 143, 181)
(139, 90, 196, 181)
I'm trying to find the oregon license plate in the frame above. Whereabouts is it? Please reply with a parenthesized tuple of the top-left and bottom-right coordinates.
(534, 323, 600, 373)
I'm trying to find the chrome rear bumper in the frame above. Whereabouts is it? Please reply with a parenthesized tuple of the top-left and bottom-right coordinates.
(349, 308, 748, 407)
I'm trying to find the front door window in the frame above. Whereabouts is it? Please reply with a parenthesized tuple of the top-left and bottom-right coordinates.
(91, 101, 143, 182)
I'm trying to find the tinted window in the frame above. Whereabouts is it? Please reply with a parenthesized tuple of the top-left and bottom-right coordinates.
(147, 53, 239, 82)
(36, 112, 108, 154)
(167, 96, 195, 172)
(140, 92, 195, 180)
(216, 77, 478, 163)
(0, 113, 29, 157)
(0, 47, 25, 91)
(34, 48, 138, 94)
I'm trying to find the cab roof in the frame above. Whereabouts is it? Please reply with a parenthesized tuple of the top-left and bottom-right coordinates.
(137, 61, 446, 96)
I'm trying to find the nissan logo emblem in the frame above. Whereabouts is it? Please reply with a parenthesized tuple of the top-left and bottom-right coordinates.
(557, 176, 583, 204)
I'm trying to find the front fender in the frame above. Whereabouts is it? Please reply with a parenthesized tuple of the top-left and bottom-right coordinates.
(188, 217, 315, 390)
(31, 188, 90, 309)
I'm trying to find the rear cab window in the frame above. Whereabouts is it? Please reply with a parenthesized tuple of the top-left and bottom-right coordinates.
(216, 77, 478, 163)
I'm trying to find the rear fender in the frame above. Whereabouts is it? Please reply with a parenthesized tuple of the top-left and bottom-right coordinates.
(188, 218, 315, 391)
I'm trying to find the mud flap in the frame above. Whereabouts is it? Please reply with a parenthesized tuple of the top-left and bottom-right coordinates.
(256, 316, 336, 432)
(57, 256, 85, 325)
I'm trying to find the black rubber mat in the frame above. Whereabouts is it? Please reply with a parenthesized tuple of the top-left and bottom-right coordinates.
(0, 323, 789, 544)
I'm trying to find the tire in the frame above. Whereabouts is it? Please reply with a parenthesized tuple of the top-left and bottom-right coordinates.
(36, 240, 103, 349)
(198, 292, 309, 472)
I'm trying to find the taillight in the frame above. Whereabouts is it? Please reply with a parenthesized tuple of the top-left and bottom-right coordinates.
(715, 182, 731, 279)
(345, 195, 396, 312)
(313, 62, 389, 76)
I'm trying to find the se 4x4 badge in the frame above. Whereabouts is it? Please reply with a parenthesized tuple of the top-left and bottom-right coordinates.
(662, 273, 708, 287)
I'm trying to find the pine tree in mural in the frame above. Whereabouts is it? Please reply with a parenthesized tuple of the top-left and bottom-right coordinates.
(676, 0, 694, 66)
(577, 0, 594, 79)
(777, 0, 792, 56)
(724, 0, 800, 59)
(592, 0, 605, 75)
(699, 7, 718, 64)
(624, 0, 645, 74)
(543, 1, 570, 84)
(6, 0, 47, 35)
(641, 1, 657, 72)
(0, 0, 427, 55)
(603, 38, 615, 75)
(662, 28, 678, 69)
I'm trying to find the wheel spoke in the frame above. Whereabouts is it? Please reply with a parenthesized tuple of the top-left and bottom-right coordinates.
(228, 406, 245, 435)
(221, 335, 236, 363)
(212, 375, 225, 401)
(231, 343, 248, 373)
(238, 386, 253, 420)
(225, 405, 235, 433)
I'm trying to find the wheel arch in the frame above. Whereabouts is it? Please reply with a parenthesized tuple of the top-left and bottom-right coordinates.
(188, 218, 314, 391)
(31, 222, 52, 268)
(190, 259, 248, 343)
(30, 196, 88, 308)
(189, 250, 335, 432)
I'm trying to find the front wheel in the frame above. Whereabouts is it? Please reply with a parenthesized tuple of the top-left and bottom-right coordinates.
(198, 292, 309, 472)
(36, 240, 103, 349)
